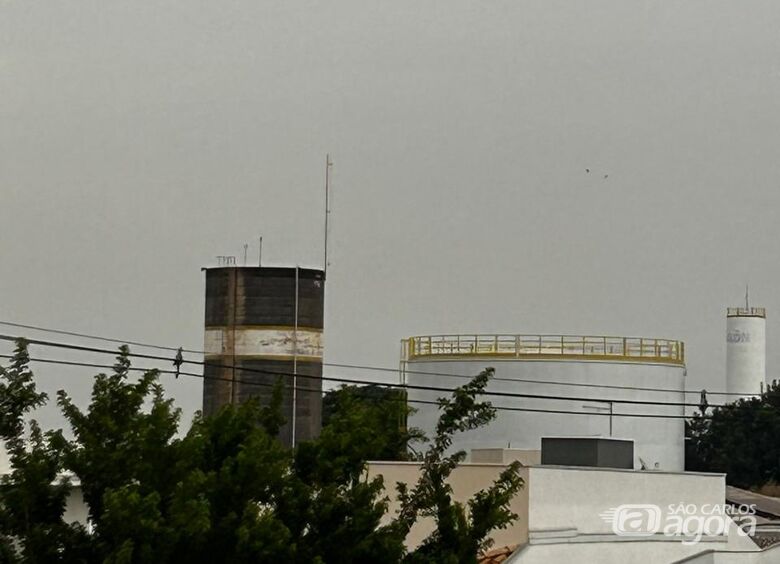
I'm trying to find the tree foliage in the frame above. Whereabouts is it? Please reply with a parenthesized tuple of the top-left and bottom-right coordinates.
(687, 381, 780, 489)
(322, 385, 425, 461)
(0, 341, 523, 563)
(395, 368, 524, 563)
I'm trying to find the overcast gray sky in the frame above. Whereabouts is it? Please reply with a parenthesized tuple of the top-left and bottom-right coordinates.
(2, 0, 779, 429)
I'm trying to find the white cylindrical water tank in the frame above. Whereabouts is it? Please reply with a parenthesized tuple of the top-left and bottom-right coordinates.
(726, 308, 766, 398)
(402, 334, 687, 471)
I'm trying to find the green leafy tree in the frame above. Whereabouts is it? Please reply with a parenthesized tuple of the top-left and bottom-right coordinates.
(0, 340, 46, 444)
(0, 340, 90, 563)
(57, 346, 183, 563)
(396, 368, 524, 564)
(322, 385, 425, 461)
(292, 391, 408, 564)
(0, 342, 524, 563)
(167, 390, 297, 563)
(687, 382, 780, 489)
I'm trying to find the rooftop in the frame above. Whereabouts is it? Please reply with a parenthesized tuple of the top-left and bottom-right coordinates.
(478, 544, 519, 564)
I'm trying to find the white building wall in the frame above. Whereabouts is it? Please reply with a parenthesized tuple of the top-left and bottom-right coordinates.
(367, 460, 761, 564)
(63, 486, 89, 526)
(526, 466, 734, 537)
(511, 466, 759, 564)
(671, 545, 780, 564)
(406, 358, 686, 471)
(0, 441, 9, 474)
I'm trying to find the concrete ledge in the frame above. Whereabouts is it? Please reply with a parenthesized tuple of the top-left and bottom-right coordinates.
(528, 532, 729, 546)
(528, 527, 578, 540)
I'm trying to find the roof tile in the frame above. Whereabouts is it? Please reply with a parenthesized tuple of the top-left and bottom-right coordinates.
(478, 544, 520, 564)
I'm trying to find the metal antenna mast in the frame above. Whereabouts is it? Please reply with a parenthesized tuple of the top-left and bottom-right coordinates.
(324, 154, 333, 277)
(292, 265, 299, 447)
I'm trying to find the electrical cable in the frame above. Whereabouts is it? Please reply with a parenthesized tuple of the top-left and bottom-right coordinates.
(0, 352, 706, 420)
(0, 333, 717, 409)
(0, 319, 753, 397)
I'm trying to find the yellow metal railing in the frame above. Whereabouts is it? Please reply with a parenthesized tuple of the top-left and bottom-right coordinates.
(402, 334, 685, 365)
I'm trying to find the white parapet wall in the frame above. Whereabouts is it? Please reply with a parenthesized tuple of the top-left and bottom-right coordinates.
(670, 545, 780, 564)
(514, 465, 759, 563)
(366, 461, 760, 564)
(471, 448, 541, 466)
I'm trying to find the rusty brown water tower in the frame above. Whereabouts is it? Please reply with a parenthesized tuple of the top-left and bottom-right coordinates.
(202, 266, 325, 446)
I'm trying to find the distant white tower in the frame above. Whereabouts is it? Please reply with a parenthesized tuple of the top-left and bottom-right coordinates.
(726, 289, 766, 398)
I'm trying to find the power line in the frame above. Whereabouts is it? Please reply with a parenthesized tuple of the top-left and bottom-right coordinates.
(0, 320, 755, 397)
(0, 333, 723, 410)
(0, 334, 696, 408)
(0, 352, 706, 421)
(0, 320, 197, 353)
(367, 363, 748, 397)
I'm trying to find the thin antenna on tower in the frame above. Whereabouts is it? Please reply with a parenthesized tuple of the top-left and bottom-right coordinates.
(292, 265, 299, 447)
(324, 154, 333, 277)
(746, 284, 750, 310)
(243, 244, 248, 266)
(258, 236, 263, 267)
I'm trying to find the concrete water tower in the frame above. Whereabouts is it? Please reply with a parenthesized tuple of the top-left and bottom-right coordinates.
(726, 294, 766, 398)
(202, 264, 325, 447)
